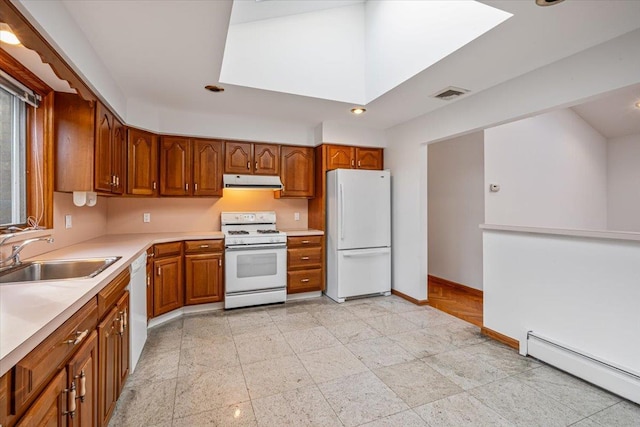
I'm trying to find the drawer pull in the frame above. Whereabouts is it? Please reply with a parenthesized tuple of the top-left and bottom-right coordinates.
(301, 240, 310, 244)
(300, 278, 310, 283)
(76, 370, 86, 402)
(199, 244, 210, 248)
(122, 308, 128, 330)
(64, 382, 77, 418)
(64, 329, 88, 346)
(301, 256, 310, 260)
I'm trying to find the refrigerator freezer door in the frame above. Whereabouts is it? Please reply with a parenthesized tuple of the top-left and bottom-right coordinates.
(328, 169, 391, 250)
(326, 247, 391, 302)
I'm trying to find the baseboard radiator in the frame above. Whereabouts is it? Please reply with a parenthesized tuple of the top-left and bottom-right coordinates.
(526, 331, 640, 404)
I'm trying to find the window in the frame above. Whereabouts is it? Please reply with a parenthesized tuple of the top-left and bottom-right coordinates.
(0, 86, 27, 227)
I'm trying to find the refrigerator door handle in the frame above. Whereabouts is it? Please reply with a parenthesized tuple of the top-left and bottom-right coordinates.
(340, 183, 345, 240)
(342, 248, 390, 257)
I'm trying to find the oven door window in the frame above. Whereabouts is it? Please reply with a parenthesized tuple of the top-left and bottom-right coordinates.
(237, 253, 277, 278)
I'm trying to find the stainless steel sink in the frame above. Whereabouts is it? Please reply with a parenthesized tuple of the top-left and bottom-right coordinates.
(0, 257, 121, 284)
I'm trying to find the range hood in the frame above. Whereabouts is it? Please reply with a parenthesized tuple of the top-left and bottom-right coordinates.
(223, 174, 284, 190)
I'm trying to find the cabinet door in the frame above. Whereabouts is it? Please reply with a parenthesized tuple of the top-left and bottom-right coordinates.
(355, 147, 383, 170)
(16, 369, 68, 427)
(97, 307, 119, 427)
(185, 253, 223, 305)
(224, 141, 252, 174)
(116, 291, 130, 396)
(193, 139, 224, 196)
(94, 102, 114, 193)
(326, 145, 355, 170)
(127, 128, 159, 196)
(153, 255, 184, 317)
(67, 331, 98, 427)
(254, 143, 280, 175)
(278, 146, 314, 198)
(111, 118, 126, 195)
(160, 137, 191, 196)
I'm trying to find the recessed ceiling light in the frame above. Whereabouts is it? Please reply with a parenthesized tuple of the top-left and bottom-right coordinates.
(535, 0, 565, 6)
(635, 101, 640, 109)
(0, 23, 20, 45)
(350, 107, 366, 115)
(205, 85, 225, 93)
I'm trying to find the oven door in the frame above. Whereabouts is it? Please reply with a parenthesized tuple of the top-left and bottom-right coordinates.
(225, 244, 287, 294)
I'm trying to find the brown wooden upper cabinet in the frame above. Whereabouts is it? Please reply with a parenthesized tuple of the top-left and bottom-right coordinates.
(160, 137, 224, 196)
(94, 102, 125, 194)
(277, 145, 315, 198)
(54, 93, 126, 194)
(127, 128, 159, 196)
(325, 144, 383, 171)
(225, 141, 280, 175)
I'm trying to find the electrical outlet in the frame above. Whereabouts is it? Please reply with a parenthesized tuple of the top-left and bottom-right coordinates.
(294, 212, 300, 221)
(65, 214, 72, 229)
(143, 213, 151, 223)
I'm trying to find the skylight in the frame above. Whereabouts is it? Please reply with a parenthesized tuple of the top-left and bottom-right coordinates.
(220, 0, 512, 105)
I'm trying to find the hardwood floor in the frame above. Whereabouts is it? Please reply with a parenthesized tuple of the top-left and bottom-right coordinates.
(427, 275, 483, 327)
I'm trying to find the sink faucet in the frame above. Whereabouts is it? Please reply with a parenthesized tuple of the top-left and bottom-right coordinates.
(0, 236, 54, 270)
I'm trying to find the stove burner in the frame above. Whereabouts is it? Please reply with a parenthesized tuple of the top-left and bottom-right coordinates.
(228, 230, 250, 235)
(257, 229, 280, 234)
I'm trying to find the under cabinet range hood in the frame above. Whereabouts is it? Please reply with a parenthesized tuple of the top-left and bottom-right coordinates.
(223, 174, 284, 190)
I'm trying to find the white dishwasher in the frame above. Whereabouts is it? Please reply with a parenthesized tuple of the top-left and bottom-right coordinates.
(129, 252, 147, 373)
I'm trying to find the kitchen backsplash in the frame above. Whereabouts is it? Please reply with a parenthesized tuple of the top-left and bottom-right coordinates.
(106, 190, 308, 234)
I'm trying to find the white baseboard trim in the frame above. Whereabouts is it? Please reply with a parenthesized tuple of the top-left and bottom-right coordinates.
(147, 302, 224, 329)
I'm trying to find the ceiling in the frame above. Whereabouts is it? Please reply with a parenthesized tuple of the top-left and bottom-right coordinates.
(35, 1, 640, 130)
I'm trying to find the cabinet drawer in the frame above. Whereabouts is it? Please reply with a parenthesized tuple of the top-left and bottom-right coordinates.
(13, 298, 98, 412)
(288, 247, 322, 270)
(287, 268, 323, 294)
(287, 235, 322, 248)
(98, 269, 130, 319)
(154, 241, 183, 257)
(184, 239, 224, 254)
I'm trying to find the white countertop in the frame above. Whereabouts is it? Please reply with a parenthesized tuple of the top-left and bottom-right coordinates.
(480, 224, 640, 242)
(282, 229, 324, 237)
(0, 231, 223, 376)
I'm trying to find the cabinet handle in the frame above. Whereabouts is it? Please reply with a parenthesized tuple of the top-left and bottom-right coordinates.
(219, 259, 222, 267)
(301, 256, 310, 260)
(153, 181, 157, 190)
(351, 159, 355, 167)
(64, 382, 77, 418)
(76, 370, 86, 402)
(358, 160, 361, 167)
(122, 308, 128, 331)
(194, 183, 198, 191)
(185, 183, 189, 191)
(147, 275, 150, 287)
(300, 278, 310, 283)
(157, 267, 161, 276)
(64, 329, 88, 346)
(247, 161, 250, 170)
(119, 315, 124, 336)
(148, 252, 155, 258)
(199, 244, 209, 248)
(301, 240, 310, 244)
(116, 176, 120, 186)
(255, 161, 258, 170)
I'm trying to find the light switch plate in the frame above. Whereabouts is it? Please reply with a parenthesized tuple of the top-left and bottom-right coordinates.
(65, 215, 72, 229)
(294, 212, 300, 221)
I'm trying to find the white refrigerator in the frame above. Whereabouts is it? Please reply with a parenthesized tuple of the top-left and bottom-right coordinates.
(325, 169, 391, 303)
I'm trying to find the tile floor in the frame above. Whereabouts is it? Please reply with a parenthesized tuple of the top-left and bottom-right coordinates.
(109, 295, 640, 426)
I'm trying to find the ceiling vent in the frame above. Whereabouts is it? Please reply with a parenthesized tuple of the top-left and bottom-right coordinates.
(431, 86, 470, 101)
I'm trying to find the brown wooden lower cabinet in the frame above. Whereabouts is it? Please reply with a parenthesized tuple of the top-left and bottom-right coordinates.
(98, 305, 119, 426)
(153, 254, 184, 316)
(287, 235, 324, 293)
(15, 369, 69, 427)
(67, 330, 99, 427)
(185, 253, 223, 305)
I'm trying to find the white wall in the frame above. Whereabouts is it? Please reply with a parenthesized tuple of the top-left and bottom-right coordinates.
(385, 28, 640, 301)
(483, 229, 640, 402)
(428, 132, 484, 290)
(320, 121, 388, 148)
(484, 109, 608, 229)
(607, 133, 640, 232)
